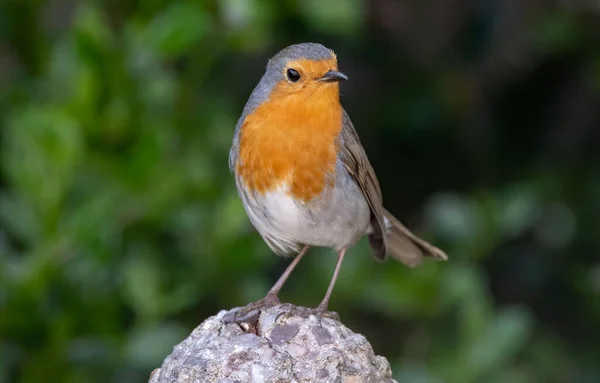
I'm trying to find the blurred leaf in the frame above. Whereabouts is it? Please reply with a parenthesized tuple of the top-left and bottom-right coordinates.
(126, 323, 188, 369)
(425, 192, 484, 244)
(73, 3, 114, 50)
(440, 264, 490, 342)
(496, 184, 540, 238)
(220, 0, 275, 31)
(219, 0, 275, 50)
(213, 190, 249, 242)
(161, 281, 202, 316)
(534, 202, 577, 249)
(395, 363, 442, 383)
(532, 12, 581, 54)
(0, 193, 40, 244)
(462, 307, 533, 383)
(122, 250, 162, 319)
(301, 0, 364, 35)
(3, 106, 83, 222)
(46, 39, 98, 112)
(139, 3, 209, 57)
(67, 337, 112, 368)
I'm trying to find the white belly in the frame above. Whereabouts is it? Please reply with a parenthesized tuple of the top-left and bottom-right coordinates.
(241, 171, 371, 256)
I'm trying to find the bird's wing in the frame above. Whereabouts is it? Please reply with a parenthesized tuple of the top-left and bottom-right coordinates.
(339, 109, 388, 260)
(339, 109, 448, 266)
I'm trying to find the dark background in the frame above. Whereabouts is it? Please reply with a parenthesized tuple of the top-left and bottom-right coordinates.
(1, 1, 599, 382)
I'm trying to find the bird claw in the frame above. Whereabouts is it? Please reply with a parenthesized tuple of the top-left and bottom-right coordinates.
(222, 299, 340, 330)
(222, 294, 282, 327)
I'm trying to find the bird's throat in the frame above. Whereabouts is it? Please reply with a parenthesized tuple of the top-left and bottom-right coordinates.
(237, 85, 342, 202)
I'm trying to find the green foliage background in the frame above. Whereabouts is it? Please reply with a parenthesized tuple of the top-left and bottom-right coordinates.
(1, 1, 599, 382)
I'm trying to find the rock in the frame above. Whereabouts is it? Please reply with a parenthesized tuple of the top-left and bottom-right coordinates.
(149, 304, 398, 383)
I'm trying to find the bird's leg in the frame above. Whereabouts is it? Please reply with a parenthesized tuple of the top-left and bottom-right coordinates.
(315, 248, 347, 313)
(262, 244, 310, 304)
(279, 248, 347, 320)
(223, 245, 310, 325)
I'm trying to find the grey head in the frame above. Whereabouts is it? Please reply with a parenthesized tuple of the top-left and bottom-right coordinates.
(229, 43, 345, 172)
(237, 43, 340, 126)
(267, 43, 335, 74)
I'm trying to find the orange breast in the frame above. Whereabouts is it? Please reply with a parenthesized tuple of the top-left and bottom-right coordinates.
(237, 82, 342, 202)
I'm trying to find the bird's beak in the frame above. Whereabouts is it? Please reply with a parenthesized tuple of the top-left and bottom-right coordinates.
(318, 70, 348, 82)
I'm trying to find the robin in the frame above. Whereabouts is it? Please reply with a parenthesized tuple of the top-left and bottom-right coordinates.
(229, 43, 447, 318)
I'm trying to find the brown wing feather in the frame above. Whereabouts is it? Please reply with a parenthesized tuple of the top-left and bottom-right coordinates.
(339, 109, 449, 266)
(339, 110, 387, 260)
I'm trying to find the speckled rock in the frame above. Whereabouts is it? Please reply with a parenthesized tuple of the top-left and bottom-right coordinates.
(149, 304, 397, 383)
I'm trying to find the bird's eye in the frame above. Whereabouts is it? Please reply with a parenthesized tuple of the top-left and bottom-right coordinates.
(286, 68, 301, 82)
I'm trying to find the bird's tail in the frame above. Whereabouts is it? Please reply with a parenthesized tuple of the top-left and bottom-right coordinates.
(383, 208, 448, 268)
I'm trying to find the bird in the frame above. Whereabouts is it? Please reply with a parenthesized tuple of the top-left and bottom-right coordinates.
(229, 42, 447, 318)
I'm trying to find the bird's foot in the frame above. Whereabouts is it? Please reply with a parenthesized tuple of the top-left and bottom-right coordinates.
(222, 293, 281, 327)
(222, 296, 339, 330)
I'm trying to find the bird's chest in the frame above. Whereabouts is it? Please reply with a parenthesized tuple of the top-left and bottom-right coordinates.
(242, 145, 336, 202)
(236, 103, 342, 203)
